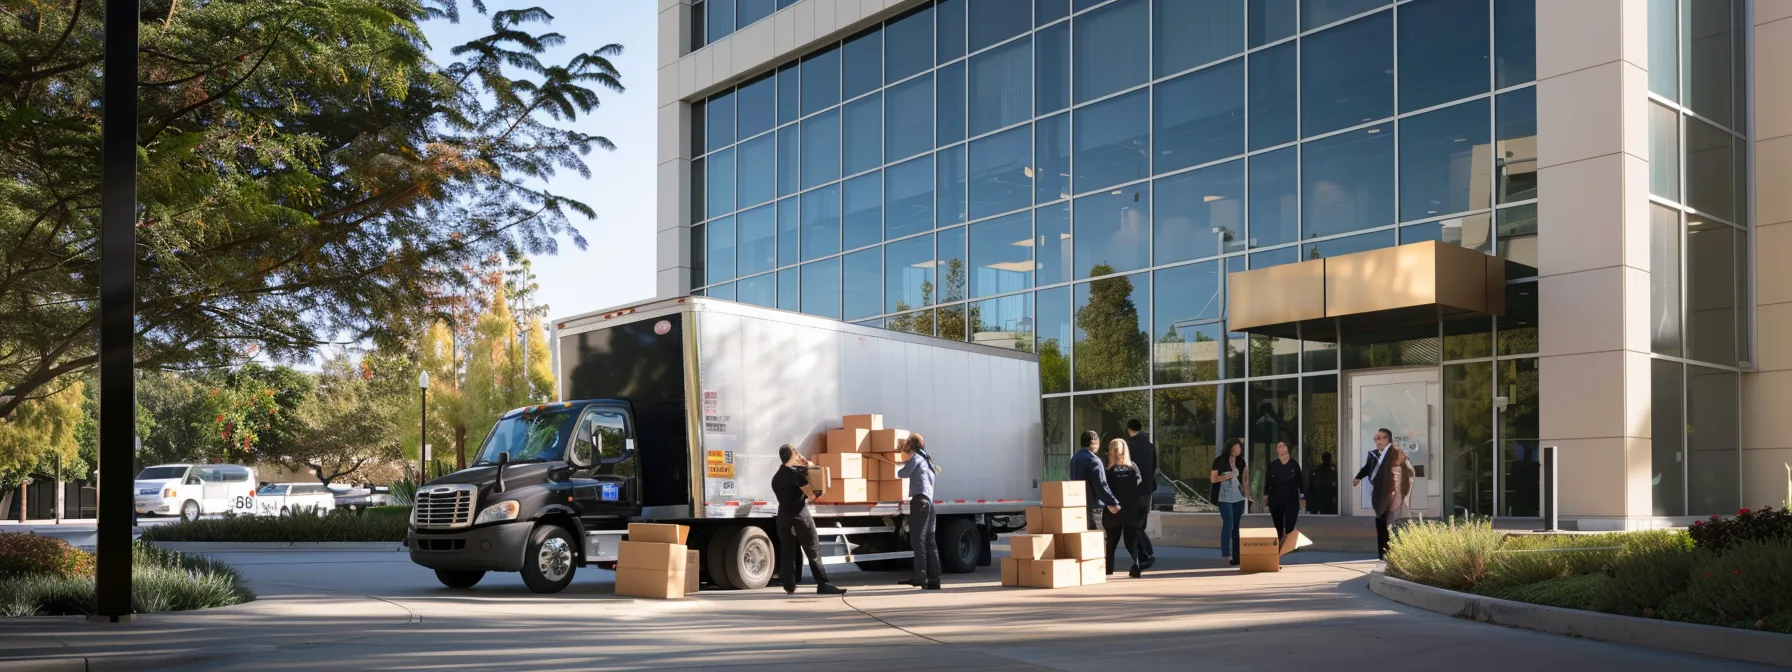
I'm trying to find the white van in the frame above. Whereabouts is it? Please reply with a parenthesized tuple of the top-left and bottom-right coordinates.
(133, 464, 258, 521)
(251, 483, 335, 516)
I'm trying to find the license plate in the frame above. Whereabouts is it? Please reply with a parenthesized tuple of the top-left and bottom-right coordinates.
(139, 488, 159, 495)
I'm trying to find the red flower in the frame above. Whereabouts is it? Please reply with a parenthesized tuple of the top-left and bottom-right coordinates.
(1739, 508, 1750, 515)
(215, 414, 224, 423)
(1734, 570, 1741, 576)
(1693, 521, 1703, 526)
(1711, 514, 1721, 520)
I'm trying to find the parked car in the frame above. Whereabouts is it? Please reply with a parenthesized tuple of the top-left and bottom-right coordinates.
(328, 484, 400, 510)
(134, 464, 258, 521)
(252, 483, 335, 516)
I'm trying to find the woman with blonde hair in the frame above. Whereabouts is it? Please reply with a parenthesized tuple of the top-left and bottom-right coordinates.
(1102, 438, 1147, 577)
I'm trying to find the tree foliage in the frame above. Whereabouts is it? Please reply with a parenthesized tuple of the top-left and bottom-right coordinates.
(283, 354, 405, 484)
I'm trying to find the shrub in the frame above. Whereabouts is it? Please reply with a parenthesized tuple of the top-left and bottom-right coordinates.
(1489, 535, 1628, 586)
(138, 506, 410, 543)
(1478, 573, 1611, 610)
(1593, 543, 1702, 617)
(0, 541, 253, 617)
(1688, 506, 1792, 554)
(0, 533, 96, 580)
(1386, 517, 1504, 590)
(1680, 541, 1792, 623)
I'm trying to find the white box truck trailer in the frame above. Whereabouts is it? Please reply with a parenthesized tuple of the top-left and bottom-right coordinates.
(406, 297, 1043, 593)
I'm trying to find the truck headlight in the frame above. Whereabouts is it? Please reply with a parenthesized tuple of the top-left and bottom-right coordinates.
(475, 500, 520, 525)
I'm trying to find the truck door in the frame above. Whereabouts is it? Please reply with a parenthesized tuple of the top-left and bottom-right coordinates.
(567, 405, 638, 523)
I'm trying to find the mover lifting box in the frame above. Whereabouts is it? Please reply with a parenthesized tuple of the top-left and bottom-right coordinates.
(1055, 531, 1104, 561)
(1041, 507, 1087, 535)
(1042, 481, 1087, 508)
(1009, 534, 1055, 560)
(1030, 558, 1080, 589)
(1238, 528, 1281, 573)
(827, 428, 870, 453)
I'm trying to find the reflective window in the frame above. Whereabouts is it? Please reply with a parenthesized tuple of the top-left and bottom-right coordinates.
(1248, 147, 1299, 248)
(800, 185, 840, 259)
(1155, 59, 1245, 174)
(1249, 0, 1297, 47)
(691, 157, 706, 222)
(1496, 205, 1537, 278)
(800, 109, 840, 189)
(844, 95, 882, 176)
(973, 293, 1034, 352)
(1398, 0, 1490, 113)
(707, 91, 734, 153)
(737, 74, 776, 140)
(886, 5, 934, 84)
(1494, 0, 1537, 87)
(886, 75, 934, 162)
(1399, 221, 1442, 244)
(937, 303, 970, 341)
(1647, 0, 1678, 100)
(1302, 123, 1394, 238)
(843, 28, 883, 101)
(887, 308, 935, 336)
(843, 248, 881, 320)
(1650, 204, 1682, 356)
(969, 37, 1032, 137)
(707, 215, 736, 284)
(1036, 22, 1071, 115)
(1073, 0, 1148, 103)
(1073, 89, 1149, 193)
(1686, 365, 1739, 515)
(707, 282, 735, 301)
(1685, 0, 1736, 129)
(1498, 281, 1538, 356)
(1301, 0, 1387, 30)
(690, 224, 705, 288)
(1155, 160, 1245, 264)
(1155, 385, 1219, 493)
(968, 125, 1033, 220)
(1074, 272, 1151, 391)
(938, 143, 968, 226)
(1249, 246, 1298, 269)
(938, 62, 967, 145)
(707, 148, 735, 217)
(1074, 184, 1150, 277)
(1153, 261, 1223, 384)
(801, 258, 841, 319)
(777, 126, 800, 197)
(938, 0, 967, 63)
(844, 172, 882, 250)
(970, 211, 1034, 298)
(778, 267, 800, 311)
(1036, 202, 1073, 286)
(1301, 12, 1393, 137)
(1399, 100, 1490, 222)
(778, 197, 801, 266)
(939, 225, 969, 303)
(1496, 87, 1539, 203)
(739, 273, 777, 308)
(800, 47, 840, 116)
(969, 0, 1032, 52)
(737, 135, 775, 208)
(1302, 229, 1395, 259)
(1686, 221, 1737, 366)
(692, 99, 707, 160)
(1651, 359, 1685, 516)
(737, 0, 773, 29)
(1648, 103, 1679, 200)
(886, 156, 935, 240)
(1037, 0, 1069, 26)
(1156, 0, 1243, 77)
(708, 0, 736, 51)
(777, 64, 800, 125)
(886, 233, 935, 312)
(1248, 42, 1298, 150)
(1436, 212, 1492, 254)
(1037, 113, 1071, 204)
(1687, 119, 1736, 222)
(738, 204, 777, 276)
(1038, 285, 1072, 393)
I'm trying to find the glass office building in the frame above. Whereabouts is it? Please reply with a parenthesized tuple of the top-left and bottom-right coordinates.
(656, 0, 1770, 529)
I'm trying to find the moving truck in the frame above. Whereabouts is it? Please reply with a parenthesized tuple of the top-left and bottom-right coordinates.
(406, 297, 1044, 593)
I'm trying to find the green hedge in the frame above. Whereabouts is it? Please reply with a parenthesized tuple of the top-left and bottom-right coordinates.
(138, 506, 411, 543)
(0, 541, 254, 617)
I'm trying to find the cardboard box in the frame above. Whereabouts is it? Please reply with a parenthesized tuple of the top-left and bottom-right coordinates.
(685, 550, 701, 594)
(870, 450, 910, 464)
(1054, 530, 1105, 561)
(876, 479, 909, 502)
(826, 428, 870, 453)
(1030, 558, 1080, 589)
(1000, 557, 1021, 587)
(1024, 506, 1043, 534)
(1042, 481, 1087, 509)
(1240, 553, 1280, 573)
(867, 428, 909, 452)
(814, 452, 864, 479)
(1280, 530, 1312, 556)
(1041, 507, 1087, 535)
(618, 541, 687, 571)
(804, 466, 831, 502)
(1008, 534, 1056, 560)
(1080, 558, 1106, 586)
(818, 478, 869, 503)
(1239, 528, 1280, 573)
(869, 459, 902, 480)
(627, 522, 690, 545)
(616, 566, 687, 599)
(843, 414, 883, 431)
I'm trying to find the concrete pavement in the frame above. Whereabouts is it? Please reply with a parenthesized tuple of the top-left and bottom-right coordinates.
(0, 542, 1765, 671)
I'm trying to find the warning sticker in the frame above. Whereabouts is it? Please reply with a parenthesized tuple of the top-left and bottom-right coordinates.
(706, 460, 735, 480)
(701, 389, 732, 434)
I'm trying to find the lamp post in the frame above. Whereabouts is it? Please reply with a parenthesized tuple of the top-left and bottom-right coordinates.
(95, 0, 140, 622)
(417, 370, 430, 483)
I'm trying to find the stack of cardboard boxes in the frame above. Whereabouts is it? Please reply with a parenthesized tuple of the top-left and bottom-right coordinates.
(815, 414, 911, 503)
(615, 523, 701, 599)
(999, 481, 1107, 588)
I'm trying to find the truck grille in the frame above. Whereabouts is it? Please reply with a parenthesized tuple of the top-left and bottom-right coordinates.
(412, 485, 475, 529)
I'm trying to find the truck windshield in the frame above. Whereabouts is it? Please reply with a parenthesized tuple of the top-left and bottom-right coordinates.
(471, 407, 581, 465)
(137, 467, 187, 480)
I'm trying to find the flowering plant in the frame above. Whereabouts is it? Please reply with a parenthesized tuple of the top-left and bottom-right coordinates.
(1687, 506, 1792, 554)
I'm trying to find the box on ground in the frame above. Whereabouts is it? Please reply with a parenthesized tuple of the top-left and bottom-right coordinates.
(1001, 557, 1023, 587)
(876, 479, 909, 502)
(1008, 534, 1055, 560)
(1041, 507, 1087, 535)
(869, 459, 902, 480)
(1239, 528, 1280, 573)
(819, 478, 869, 503)
(1030, 558, 1080, 588)
(814, 452, 863, 479)
(868, 428, 909, 452)
(842, 414, 883, 432)
(1025, 506, 1043, 534)
(1280, 530, 1312, 556)
(1079, 559, 1105, 586)
(618, 541, 686, 571)
(1042, 481, 1087, 509)
(616, 565, 687, 599)
(1054, 530, 1104, 561)
(826, 428, 869, 453)
(628, 522, 690, 545)
(685, 550, 700, 594)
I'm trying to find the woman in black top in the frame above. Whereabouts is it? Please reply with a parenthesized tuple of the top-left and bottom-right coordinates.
(1102, 439, 1147, 578)
(1264, 441, 1305, 551)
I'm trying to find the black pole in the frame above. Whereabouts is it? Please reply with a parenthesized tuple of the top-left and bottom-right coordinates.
(419, 387, 428, 483)
(96, 0, 139, 621)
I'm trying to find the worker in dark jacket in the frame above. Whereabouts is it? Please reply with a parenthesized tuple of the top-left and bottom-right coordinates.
(771, 444, 846, 596)
(1068, 430, 1120, 531)
(1124, 419, 1157, 568)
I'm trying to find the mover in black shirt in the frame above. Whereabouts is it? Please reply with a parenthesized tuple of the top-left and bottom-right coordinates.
(771, 444, 846, 596)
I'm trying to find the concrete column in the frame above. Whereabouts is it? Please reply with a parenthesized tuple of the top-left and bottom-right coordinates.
(658, 0, 694, 299)
(1743, 4, 1792, 510)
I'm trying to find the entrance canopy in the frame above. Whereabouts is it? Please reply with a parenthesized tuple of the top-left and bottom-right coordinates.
(1226, 241, 1506, 342)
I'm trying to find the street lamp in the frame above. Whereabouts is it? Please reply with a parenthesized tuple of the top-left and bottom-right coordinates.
(417, 370, 429, 482)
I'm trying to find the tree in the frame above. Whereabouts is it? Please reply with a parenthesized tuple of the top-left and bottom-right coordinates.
(459, 280, 554, 465)
(0, 1, 624, 420)
(885, 259, 975, 341)
(0, 377, 84, 490)
(1073, 266, 1148, 392)
(283, 354, 404, 484)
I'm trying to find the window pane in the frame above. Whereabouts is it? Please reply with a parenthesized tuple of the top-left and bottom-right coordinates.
(938, 143, 968, 226)
(1301, 0, 1387, 30)
(1156, 0, 1243, 77)
(800, 184, 840, 259)
(691, 157, 706, 223)
(777, 125, 801, 197)
(1153, 261, 1223, 384)
(738, 0, 773, 27)
(740, 273, 777, 308)
(737, 74, 776, 140)
(1495, 87, 1538, 203)
(1249, 246, 1298, 269)
(1301, 12, 1394, 137)
(707, 148, 735, 216)
(1686, 221, 1737, 366)
(1036, 202, 1073, 286)
(1498, 281, 1538, 355)
(1248, 147, 1299, 248)
(1498, 357, 1542, 518)
(1400, 221, 1442, 244)
(1648, 0, 1678, 101)
(1300, 376, 1341, 513)
(707, 91, 735, 152)
(886, 75, 934, 162)
(1156, 385, 1220, 508)
(887, 5, 935, 84)
(1496, 204, 1538, 278)
(886, 155, 935, 239)
(1154, 160, 1245, 264)
(1685, 0, 1734, 129)
(778, 63, 800, 125)
(1074, 390, 1150, 455)
(1443, 361, 1494, 518)
(1686, 365, 1739, 516)
(1037, 21, 1071, 115)
(1303, 123, 1395, 238)
(691, 223, 707, 289)
(1075, 272, 1151, 391)
(801, 109, 840, 189)
(1301, 229, 1395, 259)
(778, 197, 801, 266)
(1441, 212, 1493, 255)
(939, 303, 971, 341)
(1686, 119, 1735, 221)
(970, 211, 1034, 298)
(1037, 0, 1069, 26)
(1073, 89, 1149, 193)
(1249, 0, 1297, 47)
(707, 282, 735, 300)
(968, 125, 1033, 220)
(843, 28, 882, 101)
(888, 308, 934, 336)
(1038, 285, 1072, 393)
(692, 99, 707, 159)
(707, 215, 736, 284)
(938, 0, 967, 63)
(737, 134, 775, 208)
(1648, 104, 1680, 201)
(969, 37, 1032, 137)
(738, 204, 777, 276)
(779, 267, 800, 310)
(844, 172, 883, 250)
(886, 233, 935, 312)
(1037, 113, 1072, 203)
(708, 0, 736, 45)
(800, 47, 840, 116)
(1399, 100, 1491, 222)
(1155, 59, 1245, 175)
(1073, 0, 1149, 103)
(844, 94, 882, 176)
(1074, 183, 1150, 277)
(1651, 358, 1685, 516)
(1649, 204, 1682, 356)
(969, 0, 1031, 52)
(939, 225, 968, 303)
(800, 258, 841, 319)
(843, 248, 881, 320)
(1494, 0, 1537, 88)
(973, 293, 1034, 352)
(693, 0, 708, 50)
(938, 62, 967, 145)
(1248, 42, 1298, 150)
(1398, 0, 1490, 113)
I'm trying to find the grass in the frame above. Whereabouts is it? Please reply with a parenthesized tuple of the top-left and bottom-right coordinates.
(0, 541, 255, 618)
(138, 506, 411, 543)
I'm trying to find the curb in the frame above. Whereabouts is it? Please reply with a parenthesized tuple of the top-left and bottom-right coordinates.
(1367, 571, 1792, 667)
(0, 649, 260, 672)
(145, 541, 405, 552)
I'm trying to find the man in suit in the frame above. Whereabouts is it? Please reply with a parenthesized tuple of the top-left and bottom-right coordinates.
(1068, 430, 1119, 531)
(1352, 428, 1395, 560)
(1124, 419, 1157, 569)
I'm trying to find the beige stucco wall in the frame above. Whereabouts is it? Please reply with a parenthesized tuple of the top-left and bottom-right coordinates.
(1743, 3, 1792, 511)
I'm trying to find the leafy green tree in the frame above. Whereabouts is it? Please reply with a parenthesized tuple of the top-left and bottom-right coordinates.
(283, 354, 405, 484)
(0, 377, 84, 490)
(1072, 266, 1148, 392)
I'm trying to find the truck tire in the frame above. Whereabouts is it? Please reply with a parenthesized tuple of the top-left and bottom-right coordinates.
(521, 524, 577, 594)
(705, 526, 741, 590)
(937, 519, 981, 574)
(180, 500, 200, 522)
(434, 569, 485, 589)
(721, 526, 775, 590)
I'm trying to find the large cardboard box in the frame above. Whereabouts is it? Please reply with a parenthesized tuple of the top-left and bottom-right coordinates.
(814, 452, 864, 479)
(685, 550, 701, 594)
(827, 428, 870, 453)
(868, 459, 902, 480)
(1042, 481, 1087, 509)
(867, 428, 909, 452)
(1041, 507, 1088, 535)
(1080, 558, 1106, 586)
(842, 414, 883, 431)
(1030, 558, 1080, 589)
(870, 450, 910, 464)
(628, 523, 690, 545)
(1000, 557, 1022, 587)
(616, 566, 687, 599)
(805, 466, 832, 502)
(618, 541, 686, 571)
(1008, 534, 1055, 560)
(818, 478, 869, 503)
(876, 479, 909, 502)
(1239, 528, 1280, 573)
(1054, 531, 1105, 561)
(1280, 530, 1312, 556)
(1025, 506, 1043, 534)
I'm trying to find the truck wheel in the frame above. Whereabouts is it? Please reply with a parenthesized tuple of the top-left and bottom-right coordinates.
(521, 524, 577, 594)
(721, 526, 774, 590)
(705, 527, 741, 590)
(180, 500, 200, 522)
(435, 569, 485, 589)
(937, 519, 980, 574)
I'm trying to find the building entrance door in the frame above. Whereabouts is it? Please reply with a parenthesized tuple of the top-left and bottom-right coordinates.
(1348, 369, 1441, 519)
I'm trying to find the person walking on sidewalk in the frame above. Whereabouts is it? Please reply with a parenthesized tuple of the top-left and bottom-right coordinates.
(1069, 430, 1120, 531)
(1354, 428, 1400, 560)
(898, 434, 943, 590)
(1372, 442, 1415, 560)
(1264, 440, 1305, 552)
(1102, 439, 1147, 578)
(771, 445, 846, 596)
(1210, 438, 1252, 566)
(1124, 419, 1157, 569)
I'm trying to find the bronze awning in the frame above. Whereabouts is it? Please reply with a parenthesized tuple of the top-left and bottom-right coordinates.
(1226, 241, 1506, 340)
